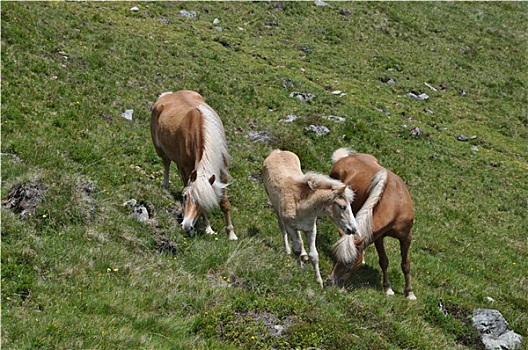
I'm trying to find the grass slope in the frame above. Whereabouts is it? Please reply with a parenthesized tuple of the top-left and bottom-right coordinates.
(2, 2, 527, 349)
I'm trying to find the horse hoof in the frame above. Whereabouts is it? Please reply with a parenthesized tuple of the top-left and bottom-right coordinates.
(407, 292, 417, 300)
(385, 288, 395, 296)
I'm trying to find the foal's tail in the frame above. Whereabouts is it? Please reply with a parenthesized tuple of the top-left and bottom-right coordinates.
(332, 169, 388, 265)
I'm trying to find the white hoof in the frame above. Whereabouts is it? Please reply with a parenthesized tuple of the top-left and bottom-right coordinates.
(407, 292, 417, 300)
(385, 288, 395, 297)
(205, 226, 216, 235)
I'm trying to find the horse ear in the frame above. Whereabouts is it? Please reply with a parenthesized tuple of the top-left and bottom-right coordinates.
(190, 170, 198, 183)
(208, 174, 216, 185)
(334, 184, 346, 195)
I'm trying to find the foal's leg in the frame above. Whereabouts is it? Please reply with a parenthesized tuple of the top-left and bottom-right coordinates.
(277, 217, 291, 255)
(400, 233, 416, 300)
(286, 226, 308, 263)
(374, 238, 394, 296)
(305, 222, 323, 288)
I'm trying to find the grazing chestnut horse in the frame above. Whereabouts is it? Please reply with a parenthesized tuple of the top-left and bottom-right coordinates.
(262, 149, 361, 287)
(326, 148, 416, 300)
(151, 90, 237, 241)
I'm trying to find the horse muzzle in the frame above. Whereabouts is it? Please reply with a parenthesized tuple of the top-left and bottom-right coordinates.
(181, 218, 195, 233)
(344, 226, 357, 235)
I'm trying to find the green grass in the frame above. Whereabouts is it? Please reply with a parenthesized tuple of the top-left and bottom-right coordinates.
(2, 2, 527, 349)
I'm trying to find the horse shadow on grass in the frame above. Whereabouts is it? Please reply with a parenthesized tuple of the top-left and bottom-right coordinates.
(334, 262, 383, 293)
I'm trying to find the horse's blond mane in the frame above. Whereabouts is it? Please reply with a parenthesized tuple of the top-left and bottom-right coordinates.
(355, 169, 388, 244)
(332, 169, 388, 265)
(158, 91, 173, 99)
(185, 104, 230, 211)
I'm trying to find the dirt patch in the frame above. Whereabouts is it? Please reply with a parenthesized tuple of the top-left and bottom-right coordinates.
(232, 310, 295, 338)
(2, 182, 47, 219)
(77, 182, 96, 221)
(153, 229, 178, 256)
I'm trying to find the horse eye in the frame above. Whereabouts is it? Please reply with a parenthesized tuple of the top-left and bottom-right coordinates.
(339, 205, 346, 211)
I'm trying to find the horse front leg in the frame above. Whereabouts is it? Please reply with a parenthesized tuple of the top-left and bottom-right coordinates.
(305, 222, 323, 288)
(400, 233, 416, 300)
(220, 188, 237, 241)
(374, 238, 394, 296)
(201, 212, 216, 236)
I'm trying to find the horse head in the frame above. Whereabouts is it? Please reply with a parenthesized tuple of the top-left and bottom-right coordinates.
(327, 184, 358, 235)
(326, 239, 365, 286)
(181, 170, 216, 233)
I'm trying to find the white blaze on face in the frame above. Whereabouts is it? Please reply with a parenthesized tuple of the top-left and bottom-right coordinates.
(330, 196, 357, 235)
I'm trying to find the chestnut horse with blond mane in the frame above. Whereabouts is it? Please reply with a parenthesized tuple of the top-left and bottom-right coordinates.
(151, 90, 237, 240)
(326, 148, 416, 300)
(263, 149, 361, 288)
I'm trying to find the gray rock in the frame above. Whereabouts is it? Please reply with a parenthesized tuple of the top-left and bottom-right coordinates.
(121, 109, 133, 121)
(472, 308, 524, 350)
(289, 92, 315, 103)
(406, 92, 429, 101)
(246, 131, 276, 144)
(305, 125, 330, 136)
(281, 114, 299, 123)
(322, 115, 346, 123)
(315, 0, 330, 6)
(180, 10, 196, 19)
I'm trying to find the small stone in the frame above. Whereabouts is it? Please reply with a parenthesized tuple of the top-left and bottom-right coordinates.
(281, 114, 299, 123)
(305, 125, 330, 136)
(180, 10, 196, 18)
(130, 6, 139, 12)
(322, 115, 346, 123)
(121, 109, 133, 121)
(289, 92, 315, 103)
(406, 92, 429, 101)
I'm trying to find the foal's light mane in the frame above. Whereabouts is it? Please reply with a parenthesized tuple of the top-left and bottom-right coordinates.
(184, 104, 230, 211)
(303, 172, 355, 203)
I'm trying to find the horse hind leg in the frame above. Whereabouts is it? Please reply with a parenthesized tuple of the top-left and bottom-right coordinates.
(277, 217, 291, 255)
(400, 233, 416, 300)
(160, 156, 171, 189)
(374, 238, 394, 296)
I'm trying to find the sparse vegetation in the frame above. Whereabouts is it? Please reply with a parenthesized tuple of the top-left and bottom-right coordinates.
(2, 2, 527, 349)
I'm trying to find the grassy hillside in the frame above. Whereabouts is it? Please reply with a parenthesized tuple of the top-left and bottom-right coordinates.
(2, 2, 527, 349)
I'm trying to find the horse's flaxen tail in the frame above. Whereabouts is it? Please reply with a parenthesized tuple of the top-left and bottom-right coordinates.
(331, 147, 356, 164)
(332, 169, 388, 265)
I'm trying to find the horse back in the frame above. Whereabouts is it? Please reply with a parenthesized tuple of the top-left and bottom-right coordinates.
(151, 91, 206, 181)
(263, 150, 303, 218)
